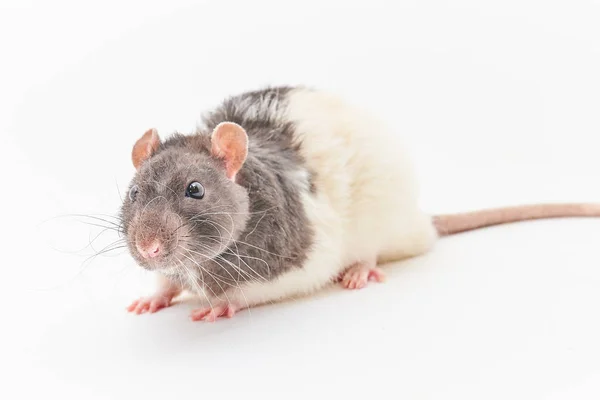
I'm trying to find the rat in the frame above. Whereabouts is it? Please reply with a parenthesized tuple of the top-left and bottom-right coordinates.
(120, 85, 600, 322)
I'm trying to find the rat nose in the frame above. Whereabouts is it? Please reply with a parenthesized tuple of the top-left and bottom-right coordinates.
(136, 240, 162, 259)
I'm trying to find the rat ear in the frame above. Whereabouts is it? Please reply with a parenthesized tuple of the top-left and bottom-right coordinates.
(132, 128, 160, 169)
(210, 122, 248, 181)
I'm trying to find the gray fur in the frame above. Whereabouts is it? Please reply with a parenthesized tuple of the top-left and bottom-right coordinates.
(120, 86, 316, 298)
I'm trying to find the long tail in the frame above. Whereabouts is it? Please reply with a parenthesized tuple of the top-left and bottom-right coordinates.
(432, 203, 600, 236)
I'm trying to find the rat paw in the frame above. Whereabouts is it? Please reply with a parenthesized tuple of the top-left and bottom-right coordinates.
(190, 304, 238, 322)
(341, 263, 385, 290)
(127, 294, 174, 314)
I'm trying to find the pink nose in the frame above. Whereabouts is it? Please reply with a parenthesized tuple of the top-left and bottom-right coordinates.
(136, 240, 161, 259)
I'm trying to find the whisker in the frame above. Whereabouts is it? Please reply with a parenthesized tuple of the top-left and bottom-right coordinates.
(179, 233, 272, 281)
(52, 213, 124, 228)
(195, 234, 293, 259)
(208, 253, 251, 312)
(215, 252, 263, 284)
(185, 243, 253, 312)
(178, 250, 232, 306)
(179, 249, 239, 291)
(184, 245, 245, 284)
(175, 256, 216, 309)
(244, 208, 271, 241)
(223, 247, 269, 282)
(79, 222, 124, 232)
(115, 178, 124, 202)
(223, 248, 272, 279)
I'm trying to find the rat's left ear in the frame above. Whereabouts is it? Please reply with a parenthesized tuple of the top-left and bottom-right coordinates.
(210, 122, 248, 181)
(132, 128, 160, 170)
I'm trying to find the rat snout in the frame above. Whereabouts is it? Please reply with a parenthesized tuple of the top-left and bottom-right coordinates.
(132, 228, 173, 266)
(136, 239, 162, 259)
(127, 205, 181, 267)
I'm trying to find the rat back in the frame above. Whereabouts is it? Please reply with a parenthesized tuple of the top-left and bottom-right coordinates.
(287, 88, 438, 264)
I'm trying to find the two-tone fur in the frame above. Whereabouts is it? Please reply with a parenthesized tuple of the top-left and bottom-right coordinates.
(230, 87, 439, 307)
(122, 86, 439, 317)
(122, 86, 600, 321)
(123, 86, 439, 318)
(121, 87, 319, 303)
(122, 87, 436, 317)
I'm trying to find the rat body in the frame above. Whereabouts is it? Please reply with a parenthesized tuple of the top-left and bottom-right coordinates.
(122, 86, 600, 321)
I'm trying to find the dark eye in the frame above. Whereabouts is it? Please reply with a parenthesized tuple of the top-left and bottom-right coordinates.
(129, 185, 139, 201)
(185, 181, 205, 199)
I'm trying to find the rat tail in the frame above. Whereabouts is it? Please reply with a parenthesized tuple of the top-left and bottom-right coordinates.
(432, 203, 600, 236)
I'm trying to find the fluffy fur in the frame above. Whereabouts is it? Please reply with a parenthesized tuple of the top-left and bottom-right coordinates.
(124, 86, 600, 320)
(123, 86, 438, 316)
(226, 87, 438, 307)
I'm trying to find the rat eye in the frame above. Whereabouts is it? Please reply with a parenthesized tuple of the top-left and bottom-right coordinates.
(129, 185, 139, 201)
(185, 182, 205, 199)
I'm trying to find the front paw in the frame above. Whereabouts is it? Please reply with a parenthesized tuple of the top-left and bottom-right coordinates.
(127, 294, 174, 314)
(189, 304, 238, 322)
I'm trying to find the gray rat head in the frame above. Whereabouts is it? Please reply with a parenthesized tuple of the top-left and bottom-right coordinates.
(120, 122, 251, 272)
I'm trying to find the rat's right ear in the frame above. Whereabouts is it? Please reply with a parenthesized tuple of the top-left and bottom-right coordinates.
(210, 122, 249, 181)
(131, 128, 160, 169)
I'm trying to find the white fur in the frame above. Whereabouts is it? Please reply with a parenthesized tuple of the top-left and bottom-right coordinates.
(228, 88, 438, 309)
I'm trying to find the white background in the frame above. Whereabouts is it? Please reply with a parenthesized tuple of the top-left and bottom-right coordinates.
(2, 0, 600, 399)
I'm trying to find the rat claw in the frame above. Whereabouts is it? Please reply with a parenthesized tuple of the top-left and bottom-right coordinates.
(204, 312, 218, 323)
(368, 268, 385, 282)
(225, 306, 236, 318)
(189, 308, 211, 321)
(128, 294, 175, 315)
(127, 300, 139, 312)
(190, 304, 237, 322)
(341, 262, 384, 290)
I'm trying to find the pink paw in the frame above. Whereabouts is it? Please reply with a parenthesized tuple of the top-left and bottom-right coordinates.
(127, 294, 174, 314)
(341, 264, 385, 290)
(190, 304, 237, 322)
